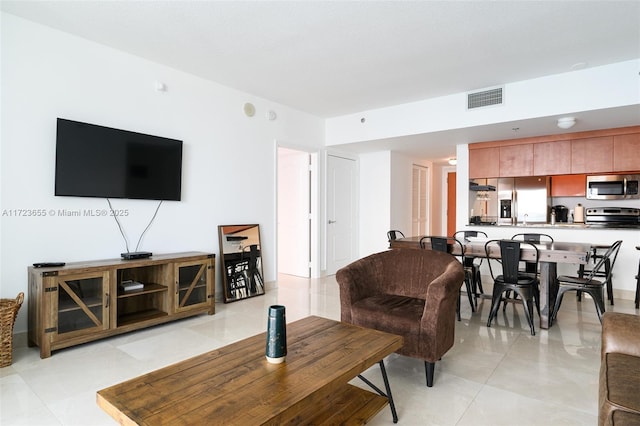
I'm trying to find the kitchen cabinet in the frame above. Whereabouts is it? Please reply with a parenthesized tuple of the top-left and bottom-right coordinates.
(551, 174, 586, 197)
(571, 136, 613, 174)
(499, 144, 533, 177)
(533, 140, 571, 175)
(613, 133, 640, 172)
(469, 147, 500, 178)
(469, 126, 640, 180)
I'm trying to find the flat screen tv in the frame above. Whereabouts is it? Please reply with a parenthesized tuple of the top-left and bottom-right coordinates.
(55, 118, 183, 201)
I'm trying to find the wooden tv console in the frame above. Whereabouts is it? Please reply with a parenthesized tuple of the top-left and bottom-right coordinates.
(28, 252, 215, 358)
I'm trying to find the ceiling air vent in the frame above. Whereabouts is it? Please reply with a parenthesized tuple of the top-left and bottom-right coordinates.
(467, 87, 503, 109)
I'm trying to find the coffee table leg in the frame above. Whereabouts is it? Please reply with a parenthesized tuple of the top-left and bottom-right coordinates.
(357, 360, 398, 423)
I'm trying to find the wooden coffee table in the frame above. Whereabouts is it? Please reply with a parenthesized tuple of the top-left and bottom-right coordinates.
(97, 316, 403, 425)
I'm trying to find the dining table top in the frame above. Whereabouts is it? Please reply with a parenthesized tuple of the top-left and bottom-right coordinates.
(390, 236, 592, 265)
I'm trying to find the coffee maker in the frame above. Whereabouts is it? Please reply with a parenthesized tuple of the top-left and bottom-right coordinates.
(553, 205, 569, 222)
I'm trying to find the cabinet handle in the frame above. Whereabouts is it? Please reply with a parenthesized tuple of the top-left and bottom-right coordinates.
(105, 293, 109, 308)
(176, 282, 179, 294)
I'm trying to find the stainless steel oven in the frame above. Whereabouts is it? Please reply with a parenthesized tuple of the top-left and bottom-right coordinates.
(585, 207, 640, 226)
(586, 174, 640, 200)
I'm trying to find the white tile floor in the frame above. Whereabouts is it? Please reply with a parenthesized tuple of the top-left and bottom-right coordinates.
(1, 274, 638, 425)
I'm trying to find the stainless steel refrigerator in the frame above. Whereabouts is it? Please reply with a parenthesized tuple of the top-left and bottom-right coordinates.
(497, 176, 550, 225)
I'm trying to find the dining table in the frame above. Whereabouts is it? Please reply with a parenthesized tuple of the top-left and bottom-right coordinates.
(390, 236, 592, 329)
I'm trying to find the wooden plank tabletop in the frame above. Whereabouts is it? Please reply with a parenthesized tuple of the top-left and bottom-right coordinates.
(97, 316, 403, 425)
(391, 237, 590, 264)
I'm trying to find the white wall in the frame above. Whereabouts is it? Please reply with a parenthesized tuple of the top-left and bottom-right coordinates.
(358, 151, 391, 256)
(0, 13, 325, 332)
(389, 152, 412, 234)
(356, 150, 437, 258)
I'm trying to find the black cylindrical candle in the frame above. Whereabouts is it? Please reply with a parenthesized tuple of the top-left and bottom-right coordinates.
(265, 305, 287, 364)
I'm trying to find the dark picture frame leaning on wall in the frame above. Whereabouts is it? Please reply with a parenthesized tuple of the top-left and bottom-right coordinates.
(218, 224, 265, 303)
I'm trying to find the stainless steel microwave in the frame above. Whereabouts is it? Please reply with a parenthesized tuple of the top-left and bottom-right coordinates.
(586, 174, 640, 200)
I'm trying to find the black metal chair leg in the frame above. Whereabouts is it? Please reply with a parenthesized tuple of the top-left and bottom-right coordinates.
(551, 287, 567, 324)
(487, 286, 503, 327)
(425, 361, 435, 387)
(464, 273, 476, 313)
(591, 288, 606, 324)
(475, 267, 484, 295)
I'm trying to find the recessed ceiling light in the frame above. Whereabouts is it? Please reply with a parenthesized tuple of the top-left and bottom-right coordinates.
(557, 117, 576, 129)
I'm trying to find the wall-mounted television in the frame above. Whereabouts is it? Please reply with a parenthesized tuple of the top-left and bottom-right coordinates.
(55, 118, 183, 201)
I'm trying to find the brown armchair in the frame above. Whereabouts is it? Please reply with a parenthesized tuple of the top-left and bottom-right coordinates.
(336, 248, 464, 387)
(599, 312, 640, 425)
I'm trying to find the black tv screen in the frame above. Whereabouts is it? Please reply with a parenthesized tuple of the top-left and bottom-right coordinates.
(55, 118, 183, 201)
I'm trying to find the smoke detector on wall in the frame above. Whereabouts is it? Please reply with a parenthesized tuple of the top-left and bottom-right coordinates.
(243, 102, 256, 117)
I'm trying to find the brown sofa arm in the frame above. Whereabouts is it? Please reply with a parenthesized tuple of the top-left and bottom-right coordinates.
(336, 255, 383, 323)
(601, 312, 640, 359)
(421, 259, 465, 328)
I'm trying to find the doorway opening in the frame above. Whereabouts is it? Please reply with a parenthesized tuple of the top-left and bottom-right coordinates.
(277, 146, 316, 278)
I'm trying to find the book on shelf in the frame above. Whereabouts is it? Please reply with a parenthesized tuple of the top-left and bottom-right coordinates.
(120, 280, 144, 291)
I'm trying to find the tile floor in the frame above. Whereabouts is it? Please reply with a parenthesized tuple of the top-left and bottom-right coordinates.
(1, 273, 638, 425)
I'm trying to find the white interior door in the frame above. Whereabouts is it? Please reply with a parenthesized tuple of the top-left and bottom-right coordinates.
(327, 154, 357, 275)
(277, 147, 310, 277)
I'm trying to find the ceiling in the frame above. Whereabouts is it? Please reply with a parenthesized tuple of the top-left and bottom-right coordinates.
(2, 1, 639, 162)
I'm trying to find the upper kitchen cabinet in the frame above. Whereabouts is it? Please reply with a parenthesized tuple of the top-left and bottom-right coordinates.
(499, 144, 533, 177)
(469, 147, 500, 178)
(551, 174, 586, 197)
(613, 133, 640, 172)
(468, 126, 640, 179)
(571, 136, 613, 174)
(533, 140, 571, 175)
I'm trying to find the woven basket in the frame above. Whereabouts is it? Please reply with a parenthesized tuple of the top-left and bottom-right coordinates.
(0, 292, 24, 367)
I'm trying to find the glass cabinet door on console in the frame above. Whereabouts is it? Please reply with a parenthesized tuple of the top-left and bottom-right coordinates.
(49, 271, 110, 341)
(175, 259, 213, 313)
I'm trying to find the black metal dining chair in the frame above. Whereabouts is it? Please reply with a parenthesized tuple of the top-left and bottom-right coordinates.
(387, 230, 405, 248)
(485, 239, 540, 336)
(453, 230, 488, 302)
(420, 236, 475, 321)
(501, 233, 551, 310)
(577, 243, 616, 306)
(511, 233, 553, 274)
(551, 240, 623, 324)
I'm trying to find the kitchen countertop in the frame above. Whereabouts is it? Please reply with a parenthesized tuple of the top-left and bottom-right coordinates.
(470, 223, 639, 230)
